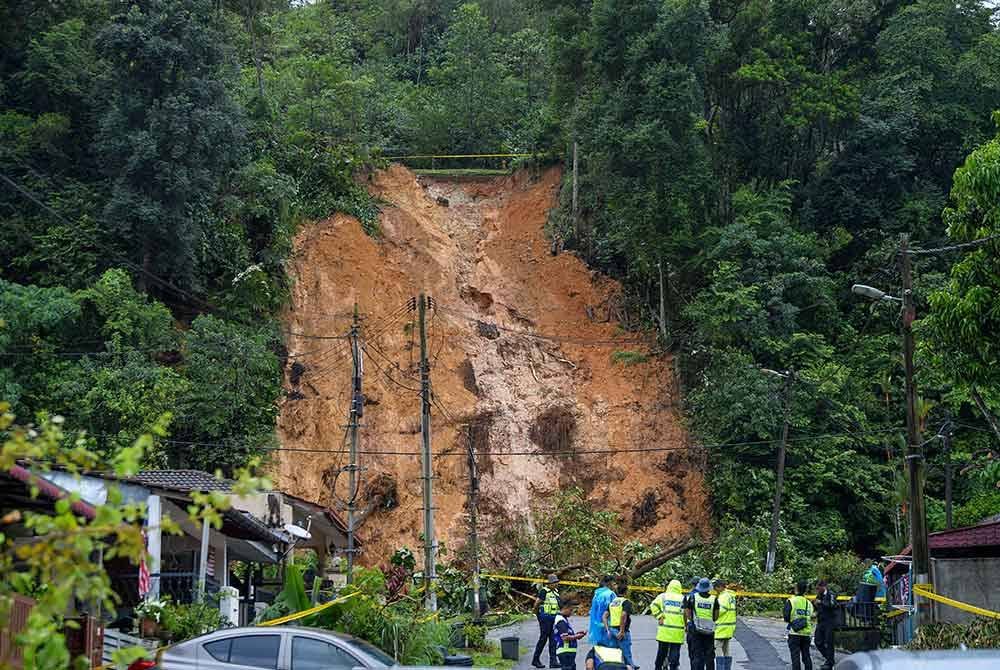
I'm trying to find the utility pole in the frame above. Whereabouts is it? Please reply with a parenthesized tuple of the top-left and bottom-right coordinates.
(657, 260, 668, 342)
(765, 368, 793, 575)
(418, 293, 438, 611)
(943, 425, 954, 530)
(346, 303, 362, 584)
(901, 234, 931, 625)
(467, 423, 482, 620)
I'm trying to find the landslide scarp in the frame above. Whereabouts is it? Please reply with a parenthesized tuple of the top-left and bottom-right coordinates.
(275, 165, 708, 561)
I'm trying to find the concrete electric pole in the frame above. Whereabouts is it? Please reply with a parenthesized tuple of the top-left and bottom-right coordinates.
(346, 303, 362, 584)
(418, 293, 438, 611)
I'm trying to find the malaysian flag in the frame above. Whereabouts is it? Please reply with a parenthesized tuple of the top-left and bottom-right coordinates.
(138, 530, 151, 596)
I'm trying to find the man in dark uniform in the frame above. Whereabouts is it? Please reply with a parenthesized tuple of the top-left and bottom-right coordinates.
(814, 580, 838, 670)
(683, 578, 700, 669)
(532, 574, 562, 668)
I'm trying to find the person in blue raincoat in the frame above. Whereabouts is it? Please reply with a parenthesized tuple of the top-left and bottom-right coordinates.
(589, 575, 616, 645)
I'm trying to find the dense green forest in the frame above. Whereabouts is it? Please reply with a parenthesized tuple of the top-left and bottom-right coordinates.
(2, 0, 999, 561)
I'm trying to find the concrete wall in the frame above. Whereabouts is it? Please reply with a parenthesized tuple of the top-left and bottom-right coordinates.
(930, 557, 1000, 624)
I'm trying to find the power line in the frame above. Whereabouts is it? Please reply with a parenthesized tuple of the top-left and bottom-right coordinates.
(156, 425, 903, 457)
(907, 235, 1000, 256)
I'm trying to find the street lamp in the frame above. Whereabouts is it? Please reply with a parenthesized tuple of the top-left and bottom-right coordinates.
(851, 284, 902, 302)
(852, 236, 930, 627)
(761, 367, 793, 575)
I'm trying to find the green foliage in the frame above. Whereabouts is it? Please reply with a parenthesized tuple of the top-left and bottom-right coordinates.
(161, 599, 230, 642)
(611, 350, 649, 366)
(0, 403, 267, 669)
(262, 564, 450, 665)
(95, 0, 246, 287)
(908, 617, 1000, 650)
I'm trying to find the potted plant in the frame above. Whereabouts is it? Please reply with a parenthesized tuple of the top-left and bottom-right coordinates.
(135, 597, 169, 638)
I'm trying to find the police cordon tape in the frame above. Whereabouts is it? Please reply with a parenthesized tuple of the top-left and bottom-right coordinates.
(258, 591, 360, 626)
(913, 583, 1000, 620)
(480, 573, 882, 602)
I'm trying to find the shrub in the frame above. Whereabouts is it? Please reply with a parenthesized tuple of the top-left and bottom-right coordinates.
(611, 350, 649, 366)
(161, 600, 229, 642)
(907, 617, 1000, 650)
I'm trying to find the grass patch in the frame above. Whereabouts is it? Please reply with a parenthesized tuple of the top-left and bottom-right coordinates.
(470, 646, 518, 669)
(612, 350, 649, 366)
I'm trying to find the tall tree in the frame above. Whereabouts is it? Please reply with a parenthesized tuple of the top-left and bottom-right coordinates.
(95, 0, 245, 290)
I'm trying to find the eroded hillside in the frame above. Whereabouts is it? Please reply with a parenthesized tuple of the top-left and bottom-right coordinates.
(275, 165, 708, 562)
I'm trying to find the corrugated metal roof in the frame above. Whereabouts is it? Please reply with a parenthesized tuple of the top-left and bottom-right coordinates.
(128, 470, 232, 492)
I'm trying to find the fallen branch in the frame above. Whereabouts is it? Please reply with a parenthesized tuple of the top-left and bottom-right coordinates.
(628, 538, 698, 580)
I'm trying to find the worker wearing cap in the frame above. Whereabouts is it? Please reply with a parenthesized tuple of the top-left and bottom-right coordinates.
(713, 579, 736, 670)
(532, 574, 562, 668)
(684, 577, 719, 670)
(649, 579, 685, 670)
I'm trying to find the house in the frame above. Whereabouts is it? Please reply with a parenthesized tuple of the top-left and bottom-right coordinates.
(3, 466, 355, 627)
(885, 517, 1000, 634)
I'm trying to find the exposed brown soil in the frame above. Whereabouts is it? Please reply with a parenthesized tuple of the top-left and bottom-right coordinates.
(275, 164, 708, 563)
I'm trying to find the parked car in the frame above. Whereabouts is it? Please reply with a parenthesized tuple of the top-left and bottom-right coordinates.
(127, 626, 481, 670)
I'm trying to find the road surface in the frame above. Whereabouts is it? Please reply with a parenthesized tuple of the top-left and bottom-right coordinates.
(490, 615, 841, 669)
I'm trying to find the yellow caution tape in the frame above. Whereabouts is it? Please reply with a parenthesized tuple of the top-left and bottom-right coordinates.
(884, 607, 909, 619)
(914, 583, 1000, 619)
(259, 591, 359, 626)
(393, 153, 542, 159)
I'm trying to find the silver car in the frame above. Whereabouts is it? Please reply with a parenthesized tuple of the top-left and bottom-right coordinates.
(142, 626, 481, 670)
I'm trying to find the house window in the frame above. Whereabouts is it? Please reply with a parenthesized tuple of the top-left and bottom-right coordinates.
(202, 635, 280, 669)
(291, 636, 360, 669)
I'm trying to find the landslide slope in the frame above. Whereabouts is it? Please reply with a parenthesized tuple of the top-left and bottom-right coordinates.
(276, 165, 708, 562)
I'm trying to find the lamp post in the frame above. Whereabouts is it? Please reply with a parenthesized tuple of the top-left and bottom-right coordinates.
(761, 367, 793, 575)
(851, 235, 930, 627)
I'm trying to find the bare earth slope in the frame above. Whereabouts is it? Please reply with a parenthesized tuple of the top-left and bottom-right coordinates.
(276, 165, 708, 562)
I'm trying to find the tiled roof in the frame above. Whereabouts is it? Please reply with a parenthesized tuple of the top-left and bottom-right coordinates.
(129, 469, 232, 492)
(887, 519, 1000, 573)
(928, 519, 1000, 550)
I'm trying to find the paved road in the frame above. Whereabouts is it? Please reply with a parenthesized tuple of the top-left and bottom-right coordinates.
(490, 615, 840, 669)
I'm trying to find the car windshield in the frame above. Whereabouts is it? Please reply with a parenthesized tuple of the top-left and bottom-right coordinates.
(348, 637, 397, 666)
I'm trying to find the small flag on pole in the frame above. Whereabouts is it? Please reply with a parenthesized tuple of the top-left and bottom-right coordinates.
(138, 530, 151, 597)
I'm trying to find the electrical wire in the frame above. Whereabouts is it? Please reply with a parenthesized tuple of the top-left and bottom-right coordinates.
(156, 425, 904, 457)
(907, 235, 1000, 255)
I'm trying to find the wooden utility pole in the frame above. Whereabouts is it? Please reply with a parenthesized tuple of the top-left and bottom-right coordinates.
(418, 293, 438, 611)
(572, 141, 579, 229)
(943, 425, 953, 530)
(765, 368, 793, 575)
(657, 260, 668, 341)
(467, 423, 482, 620)
(901, 235, 930, 625)
(346, 303, 362, 584)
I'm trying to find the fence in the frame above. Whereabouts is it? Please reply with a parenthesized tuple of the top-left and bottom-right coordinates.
(388, 152, 550, 175)
(0, 594, 33, 669)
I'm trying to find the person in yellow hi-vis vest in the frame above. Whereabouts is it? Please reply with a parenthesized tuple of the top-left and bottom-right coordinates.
(712, 579, 736, 670)
(605, 576, 636, 669)
(784, 580, 815, 670)
(533, 574, 562, 668)
(649, 579, 686, 670)
(684, 578, 718, 670)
